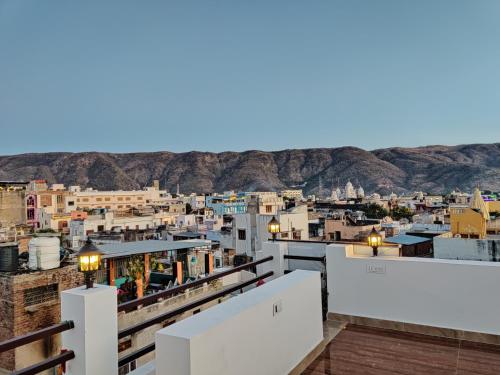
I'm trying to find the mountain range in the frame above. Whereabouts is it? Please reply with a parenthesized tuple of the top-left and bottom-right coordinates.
(0, 143, 499, 195)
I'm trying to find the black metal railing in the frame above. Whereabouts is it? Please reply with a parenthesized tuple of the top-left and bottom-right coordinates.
(0, 320, 75, 375)
(118, 255, 274, 313)
(284, 254, 326, 262)
(12, 350, 75, 375)
(117, 270, 274, 367)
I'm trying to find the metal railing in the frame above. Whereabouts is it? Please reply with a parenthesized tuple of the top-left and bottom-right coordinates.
(117, 257, 275, 367)
(117, 255, 274, 313)
(119, 271, 274, 339)
(12, 351, 75, 375)
(0, 320, 75, 375)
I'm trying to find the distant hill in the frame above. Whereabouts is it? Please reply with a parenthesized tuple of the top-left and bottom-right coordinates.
(0, 143, 499, 195)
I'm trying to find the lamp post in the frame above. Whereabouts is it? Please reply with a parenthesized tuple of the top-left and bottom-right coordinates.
(367, 226, 382, 257)
(78, 239, 103, 289)
(267, 216, 280, 242)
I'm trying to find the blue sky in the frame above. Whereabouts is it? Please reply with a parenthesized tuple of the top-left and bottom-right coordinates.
(1, 0, 499, 154)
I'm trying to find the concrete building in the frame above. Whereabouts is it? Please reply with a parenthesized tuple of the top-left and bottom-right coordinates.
(281, 189, 303, 201)
(224, 204, 310, 258)
(69, 210, 174, 244)
(247, 192, 284, 215)
(0, 182, 28, 228)
(324, 211, 383, 241)
(69, 184, 169, 211)
(205, 193, 247, 215)
(447, 188, 492, 239)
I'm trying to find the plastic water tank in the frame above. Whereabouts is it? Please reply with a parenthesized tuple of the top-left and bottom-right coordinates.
(0, 242, 19, 272)
(28, 237, 61, 270)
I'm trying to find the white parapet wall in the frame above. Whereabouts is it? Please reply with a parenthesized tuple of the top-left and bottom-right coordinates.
(327, 244, 500, 335)
(155, 270, 323, 375)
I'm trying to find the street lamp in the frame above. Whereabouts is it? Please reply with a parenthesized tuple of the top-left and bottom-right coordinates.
(78, 239, 103, 289)
(267, 216, 280, 241)
(367, 226, 382, 256)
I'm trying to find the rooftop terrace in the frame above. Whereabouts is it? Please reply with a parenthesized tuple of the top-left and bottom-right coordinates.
(1, 241, 500, 375)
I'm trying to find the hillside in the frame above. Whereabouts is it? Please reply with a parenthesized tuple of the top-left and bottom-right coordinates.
(0, 143, 499, 194)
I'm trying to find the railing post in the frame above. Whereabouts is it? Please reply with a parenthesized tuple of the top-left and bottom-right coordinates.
(257, 241, 288, 280)
(61, 284, 118, 375)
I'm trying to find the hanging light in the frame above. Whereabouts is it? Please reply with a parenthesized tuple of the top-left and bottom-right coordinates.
(78, 239, 103, 289)
(367, 226, 382, 256)
(267, 216, 280, 241)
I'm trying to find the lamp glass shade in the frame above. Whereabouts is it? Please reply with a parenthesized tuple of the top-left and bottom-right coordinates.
(368, 227, 382, 248)
(78, 239, 103, 272)
(267, 216, 280, 234)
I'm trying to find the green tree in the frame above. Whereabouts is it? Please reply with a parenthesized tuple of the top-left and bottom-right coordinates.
(390, 206, 414, 221)
(363, 203, 389, 219)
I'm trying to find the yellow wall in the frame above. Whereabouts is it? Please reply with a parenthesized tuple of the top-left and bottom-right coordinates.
(450, 207, 487, 239)
(487, 201, 500, 213)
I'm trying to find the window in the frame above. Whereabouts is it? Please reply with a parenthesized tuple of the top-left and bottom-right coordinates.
(118, 339, 132, 353)
(57, 195, 63, 204)
(118, 205, 123, 209)
(118, 361, 136, 375)
(24, 284, 59, 307)
(105, 197, 111, 202)
(137, 197, 143, 201)
(97, 225, 104, 232)
(68, 201, 74, 206)
(96, 198, 102, 202)
(238, 229, 246, 240)
(118, 197, 123, 201)
(82, 198, 89, 202)
(125, 197, 131, 201)
(266, 205, 272, 213)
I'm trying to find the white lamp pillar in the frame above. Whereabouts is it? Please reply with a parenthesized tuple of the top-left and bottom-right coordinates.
(61, 284, 118, 375)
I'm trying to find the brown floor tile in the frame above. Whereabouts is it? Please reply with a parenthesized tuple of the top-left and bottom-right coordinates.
(302, 324, 500, 375)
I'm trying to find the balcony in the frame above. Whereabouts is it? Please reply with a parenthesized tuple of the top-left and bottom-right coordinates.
(2, 242, 500, 374)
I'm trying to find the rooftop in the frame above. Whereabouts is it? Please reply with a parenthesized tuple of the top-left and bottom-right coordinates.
(97, 239, 212, 259)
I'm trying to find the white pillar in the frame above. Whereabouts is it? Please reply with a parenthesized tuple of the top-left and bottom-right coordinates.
(258, 241, 288, 280)
(61, 284, 118, 375)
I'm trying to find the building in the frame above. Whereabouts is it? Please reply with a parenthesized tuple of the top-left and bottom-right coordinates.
(205, 193, 247, 215)
(0, 264, 83, 373)
(280, 189, 303, 201)
(0, 181, 28, 227)
(247, 192, 284, 215)
(69, 210, 174, 244)
(225, 204, 310, 258)
(450, 189, 490, 239)
(324, 211, 383, 241)
(384, 234, 433, 257)
(69, 183, 169, 211)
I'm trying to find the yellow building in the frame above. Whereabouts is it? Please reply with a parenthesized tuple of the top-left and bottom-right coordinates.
(450, 188, 489, 239)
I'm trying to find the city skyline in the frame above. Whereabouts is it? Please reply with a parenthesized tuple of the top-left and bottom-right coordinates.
(1, 0, 500, 154)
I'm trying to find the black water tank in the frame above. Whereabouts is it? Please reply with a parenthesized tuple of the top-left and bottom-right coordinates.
(0, 242, 19, 272)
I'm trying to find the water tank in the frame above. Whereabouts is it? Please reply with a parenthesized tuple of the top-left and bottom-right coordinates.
(28, 237, 60, 270)
(0, 242, 19, 272)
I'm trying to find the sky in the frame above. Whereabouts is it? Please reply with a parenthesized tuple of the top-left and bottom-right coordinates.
(1, 0, 500, 155)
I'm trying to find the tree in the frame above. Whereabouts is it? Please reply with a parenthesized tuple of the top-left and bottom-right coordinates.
(390, 206, 414, 221)
(363, 203, 389, 219)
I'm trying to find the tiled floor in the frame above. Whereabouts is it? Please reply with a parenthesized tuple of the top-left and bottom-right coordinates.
(303, 324, 500, 375)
